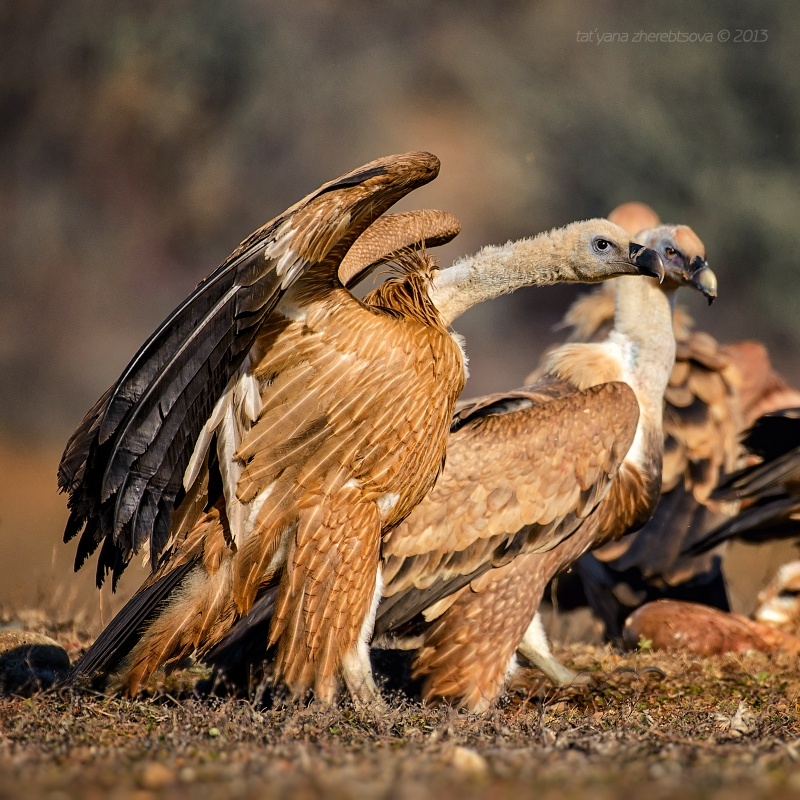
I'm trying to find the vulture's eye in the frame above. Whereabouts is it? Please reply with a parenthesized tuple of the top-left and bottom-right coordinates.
(665, 246, 678, 258)
(593, 238, 612, 253)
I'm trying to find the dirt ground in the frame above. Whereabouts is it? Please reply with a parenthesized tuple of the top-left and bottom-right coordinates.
(2, 606, 800, 800)
(4, 439, 800, 800)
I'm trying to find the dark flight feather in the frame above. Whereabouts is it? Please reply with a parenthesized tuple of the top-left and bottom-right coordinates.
(70, 559, 198, 680)
(58, 152, 441, 588)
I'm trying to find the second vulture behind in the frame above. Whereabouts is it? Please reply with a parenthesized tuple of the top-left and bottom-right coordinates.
(370, 219, 717, 712)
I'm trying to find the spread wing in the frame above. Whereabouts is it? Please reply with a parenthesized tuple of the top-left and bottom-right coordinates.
(375, 380, 638, 635)
(58, 151, 441, 587)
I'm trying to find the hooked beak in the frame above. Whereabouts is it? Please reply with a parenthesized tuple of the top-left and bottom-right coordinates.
(629, 243, 666, 283)
(688, 256, 718, 305)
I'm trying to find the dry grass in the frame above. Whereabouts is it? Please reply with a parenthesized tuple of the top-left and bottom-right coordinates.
(2, 609, 800, 800)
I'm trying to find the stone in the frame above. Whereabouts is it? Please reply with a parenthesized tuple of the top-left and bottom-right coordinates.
(138, 762, 176, 790)
(449, 746, 489, 779)
(624, 599, 800, 656)
(0, 630, 71, 694)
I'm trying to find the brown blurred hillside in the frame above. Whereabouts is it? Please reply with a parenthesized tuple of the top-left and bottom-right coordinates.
(1, 0, 799, 610)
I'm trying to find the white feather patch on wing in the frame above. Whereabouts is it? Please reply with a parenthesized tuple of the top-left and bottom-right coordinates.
(449, 331, 470, 380)
(183, 392, 227, 493)
(182, 354, 263, 548)
(262, 224, 297, 271)
(216, 402, 246, 547)
(263, 524, 292, 577)
(422, 591, 460, 622)
(376, 492, 400, 520)
(275, 295, 308, 324)
(243, 481, 276, 540)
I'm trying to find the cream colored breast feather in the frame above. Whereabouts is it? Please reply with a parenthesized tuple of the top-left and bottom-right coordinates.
(543, 340, 625, 391)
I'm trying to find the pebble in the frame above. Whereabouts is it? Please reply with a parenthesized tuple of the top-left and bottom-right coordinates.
(449, 746, 489, 779)
(138, 762, 176, 790)
(0, 630, 71, 693)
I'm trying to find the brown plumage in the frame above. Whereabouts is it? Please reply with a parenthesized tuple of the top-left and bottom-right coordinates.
(372, 236, 707, 711)
(64, 156, 665, 703)
(723, 342, 800, 427)
(397, 454, 654, 711)
(338, 209, 461, 287)
(64, 153, 465, 702)
(685, 407, 800, 554)
(378, 382, 640, 602)
(560, 204, 800, 642)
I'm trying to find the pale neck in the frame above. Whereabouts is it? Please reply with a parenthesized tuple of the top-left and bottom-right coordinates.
(610, 275, 677, 419)
(429, 231, 579, 326)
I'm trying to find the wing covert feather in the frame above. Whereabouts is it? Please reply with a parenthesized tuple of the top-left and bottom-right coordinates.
(382, 381, 639, 595)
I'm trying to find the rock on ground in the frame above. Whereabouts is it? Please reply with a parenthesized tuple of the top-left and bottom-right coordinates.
(0, 630, 70, 694)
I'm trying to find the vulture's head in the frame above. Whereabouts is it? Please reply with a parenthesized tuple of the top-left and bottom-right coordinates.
(558, 218, 665, 283)
(608, 203, 718, 304)
(638, 224, 717, 304)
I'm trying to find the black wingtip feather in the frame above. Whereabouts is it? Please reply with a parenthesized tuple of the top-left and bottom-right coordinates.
(684, 494, 800, 555)
(70, 559, 198, 681)
(73, 517, 101, 573)
(741, 408, 800, 461)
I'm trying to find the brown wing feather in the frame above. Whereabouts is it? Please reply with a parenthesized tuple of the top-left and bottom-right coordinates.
(413, 554, 542, 712)
(381, 381, 639, 597)
(413, 462, 656, 711)
(60, 151, 441, 588)
(662, 331, 740, 502)
(270, 487, 382, 700)
(210, 264, 464, 697)
(339, 209, 461, 288)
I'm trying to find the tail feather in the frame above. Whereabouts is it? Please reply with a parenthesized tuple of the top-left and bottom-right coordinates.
(70, 558, 197, 681)
(119, 561, 238, 694)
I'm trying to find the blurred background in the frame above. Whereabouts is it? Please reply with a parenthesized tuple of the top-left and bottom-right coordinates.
(2, 0, 798, 623)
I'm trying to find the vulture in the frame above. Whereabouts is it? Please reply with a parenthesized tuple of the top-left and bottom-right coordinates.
(366, 221, 715, 712)
(621, 554, 800, 656)
(61, 151, 665, 704)
(552, 204, 800, 643)
(622, 558, 800, 657)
